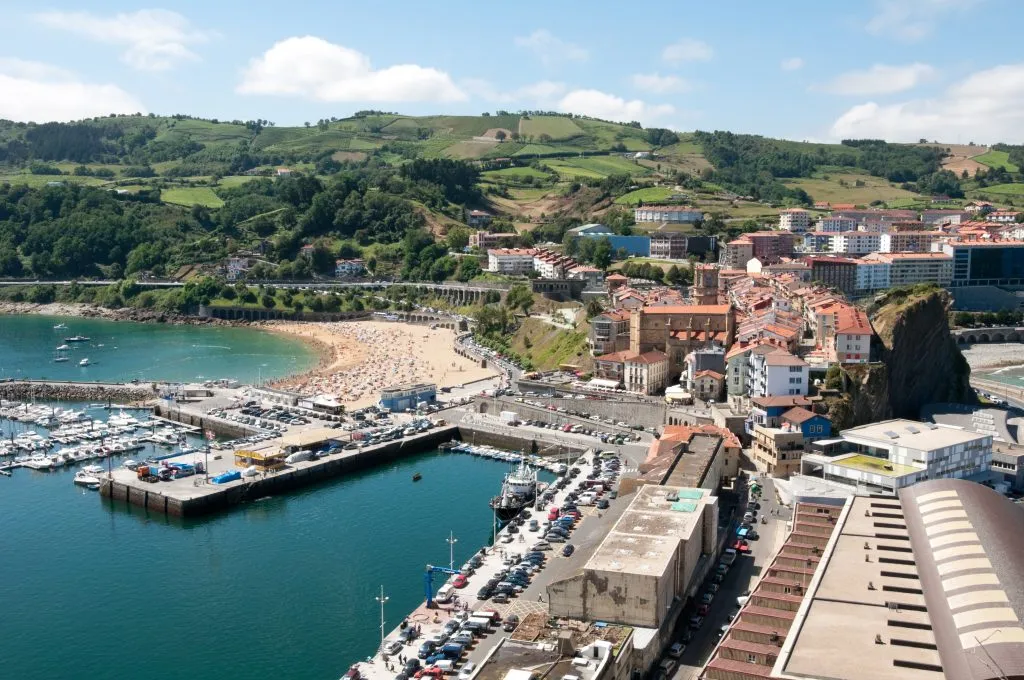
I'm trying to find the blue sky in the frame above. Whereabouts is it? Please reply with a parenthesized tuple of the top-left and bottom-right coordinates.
(2, 0, 1023, 143)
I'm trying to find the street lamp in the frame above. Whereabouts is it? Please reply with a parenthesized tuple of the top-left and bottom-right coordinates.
(375, 585, 389, 654)
(446, 530, 458, 571)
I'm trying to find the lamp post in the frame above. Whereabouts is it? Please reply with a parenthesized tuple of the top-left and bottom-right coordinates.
(375, 585, 389, 654)
(446, 530, 458, 571)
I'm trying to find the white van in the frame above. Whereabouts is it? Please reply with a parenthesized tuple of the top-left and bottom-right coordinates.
(577, 492, 596, 506)
(436, 584, 454, 603)
(434, 660, 456, 672)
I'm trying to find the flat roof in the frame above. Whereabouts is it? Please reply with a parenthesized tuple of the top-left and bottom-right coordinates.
(476, 639, 604, 680)
(840, 419, 990, 451)
(829, 453, 920, 477)
(585, 485, 714, 576)
(277, 427, 343, 448)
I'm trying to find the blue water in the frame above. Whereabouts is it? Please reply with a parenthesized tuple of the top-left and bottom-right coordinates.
(0, 314, 317, 384)
(0, 405, 530, 680)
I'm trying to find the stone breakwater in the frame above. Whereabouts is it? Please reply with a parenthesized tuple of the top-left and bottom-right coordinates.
(0, 382, 156, 404)
(0, 301, 234, 326)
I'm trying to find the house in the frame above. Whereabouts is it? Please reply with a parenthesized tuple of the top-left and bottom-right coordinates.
(226, 257, 252, 281)
(298, 244, 315, 258)
(964, 200, 995, 215)
(986, 210, 1021, 223)
(748, 349, 808, 398)
(930, 194, 953, 204)
(276, 167, 293, 177)
(334, 259, 365, 278)
(592, 349, 670, 394)
(605, 273, 628, 292)
(466, 210, 492, 228)
(747, 395, 814, 433)
(693, 370, 725, 402)
(751, 423, 806, 477)
(780, 407, 832, 442)
(832, 306, 872, 364)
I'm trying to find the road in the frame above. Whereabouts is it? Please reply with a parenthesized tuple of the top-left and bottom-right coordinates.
(672, 475, 791, 680)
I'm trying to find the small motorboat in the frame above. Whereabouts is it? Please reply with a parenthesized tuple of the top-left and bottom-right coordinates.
(73, 470, 100, 487)
(56, 344, 69, 351)
(412, 472, 422, 482)
(53, 323, 67, 330)
(79, 358, 90, 367)
(65, 336, 90, 342)
(54, 356, 69, 363)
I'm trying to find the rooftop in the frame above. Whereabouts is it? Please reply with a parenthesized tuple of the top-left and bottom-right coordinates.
(829, 453, 920, 477)
(840, 419, 990, 451)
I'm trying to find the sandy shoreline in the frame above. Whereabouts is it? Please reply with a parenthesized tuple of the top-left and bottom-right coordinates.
(263, 320, 498, 408)
(961, 343, 1024, 371)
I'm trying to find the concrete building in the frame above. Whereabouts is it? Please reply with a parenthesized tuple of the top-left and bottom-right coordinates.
(991, 446, 1024, 493)
(334, 258, 365, 277)
(486, 248, 535, 274)
(863, 252, 953, 287)
(548, 485, 719, 629)
(649, 232, 716, 260)
(634, 205, 704, 224)
(801, 419, 993, 494)
(880, 230, 943, 253)
(567, 265, 605, 290)
(921, 209, 967, 226)
(941, 240, 1024, 287)
(747, 232, 797, 261)
(712, 480, 1024, 680)
(629, 305, 735, 377)
(816, 216, 857, 233)
(721, 238, 755, 270)
(752, 423, 806, 477)
(469, 231, 519, 249)
(570, 224, 653, 256)
(805, 257, 859, 295)
(379, 382, 437, 411)
(748, 349, 809, 398)
(778, 208, 811, 232)
(855, 259, 891, 292)
(834, 231, 881, 255)
(589, 310, 632, 354)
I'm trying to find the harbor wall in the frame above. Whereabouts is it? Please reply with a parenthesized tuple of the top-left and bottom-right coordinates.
(100, 425, 460, 517)
(152, 402, 258, 439)
(0, 381, 154, 404)
(457, 421, 588, 457)
(476, 395, 659, 432)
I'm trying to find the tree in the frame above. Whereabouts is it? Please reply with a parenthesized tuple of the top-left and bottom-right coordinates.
(495, 131, 507, 142)
(592, 237, 613, 270)
(260, 293, 276, 309)
(446, 226, 471, 251)
(586, 298, 605, 319)
(665, 264, 684, 285)
(507, 284, 534, 316)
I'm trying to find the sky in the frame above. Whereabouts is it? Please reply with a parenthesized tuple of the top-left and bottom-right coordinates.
(2, 0, 1024, 143)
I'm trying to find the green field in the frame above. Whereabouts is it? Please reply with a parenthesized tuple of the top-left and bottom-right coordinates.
(977, 183, 1024, 197)
(973, 150, 1020, 173)
(217, 175, 262, 189)
(783, 170, 919, 205)
(542, 155, 649, 179)
(615, 186, 677, 205)
(519, 116, 584, 140)
(482, 166, 552, 181)
(161, 187, 225, 208)
(0, 174, 106, 188)
(543, 161, 606, 179)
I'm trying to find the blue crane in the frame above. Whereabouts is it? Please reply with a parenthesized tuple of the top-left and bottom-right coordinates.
(424, 564, 462, 608)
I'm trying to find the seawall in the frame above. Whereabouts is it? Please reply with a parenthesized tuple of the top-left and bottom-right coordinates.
(0, 380, 154, 404)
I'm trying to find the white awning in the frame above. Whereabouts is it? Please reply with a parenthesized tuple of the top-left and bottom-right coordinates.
(588, 378, 621, 389)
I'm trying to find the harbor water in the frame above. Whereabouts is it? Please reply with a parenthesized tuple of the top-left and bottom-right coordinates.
(0, 406, 544, 680)
(0, 314, 317, 384)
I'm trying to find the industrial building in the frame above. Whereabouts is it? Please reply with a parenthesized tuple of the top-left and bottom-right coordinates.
(378, 382, 437, 411)
(547, 485, 719, 629)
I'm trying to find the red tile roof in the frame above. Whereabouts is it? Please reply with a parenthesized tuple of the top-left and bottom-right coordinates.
(641, 304, 731, 315)
(781, 406, 821, 424)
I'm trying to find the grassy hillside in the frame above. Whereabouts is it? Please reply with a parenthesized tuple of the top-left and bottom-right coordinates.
(510, 317, 592, 372)
(973, 149, 1020, 173)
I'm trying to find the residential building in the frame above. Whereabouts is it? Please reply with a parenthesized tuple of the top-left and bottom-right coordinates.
(566, 265, 604, 289)
(275, 167, 292, 177)
(833, 306, 872, 363)
(334, 258, 365, 278)
(780, 407, 832, 442)
(589, 310, 631, 354)
(921, 209, 967, 226)
(778, 208, 811, 232)
(592, 350, 630, 385)
(225, 257, 252, 281)
(834, 231, 881, 255)
(805, 256, 859, 295)
(468, 231, 519, 249)
(634, 205, 704, 224)
(649, 231, 716, 260)
(721, 237, 754, 269)
(965, 200, 995, 214)
(605, 273, 628, 292)
(880, 230, 943, 253)
(747, 231, 796, 261)
(533, 249, 577, 278)
(752, 423, 806, 477)
(833, 208, 918, 223)
(486, 248, 535, 274)
(466, 209, 492, 227)
(684, 344, 726, 390)
(986, 210, 1021, 223)
(862, 252, 953, 287)
(798, 231, 838, 254)
(747, 395, 814, 432)
(693, 370, 725, 402)
(547, 485, 719, 629)
(802, 418, 993, 493)
(855, 259, 891, 292)
(592, 349, 670, 394)
(816, 216, 857, 233)
(748, 349, 808, 398)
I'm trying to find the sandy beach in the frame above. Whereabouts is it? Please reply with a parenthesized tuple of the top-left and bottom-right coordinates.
(263, 321, 498, 408)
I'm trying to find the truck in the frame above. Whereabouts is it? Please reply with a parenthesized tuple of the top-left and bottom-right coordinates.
(500, 411, 519, 426)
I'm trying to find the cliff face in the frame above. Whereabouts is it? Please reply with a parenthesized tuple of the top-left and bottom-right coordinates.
(871, 288, 973, 418)
(822, 288, 973, 429)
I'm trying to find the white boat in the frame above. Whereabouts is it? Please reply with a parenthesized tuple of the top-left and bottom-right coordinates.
(82, 464, 105, 475)
(56, 344, 70, 351)
(53, 323, 67, 330)
(79, 358, 90, 367)
(73, 470, 100, 487)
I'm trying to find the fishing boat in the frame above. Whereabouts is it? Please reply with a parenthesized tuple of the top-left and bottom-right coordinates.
(64, 336, 90, 343)
(489, 458, 542, 522)
(79, 358, 90, 367)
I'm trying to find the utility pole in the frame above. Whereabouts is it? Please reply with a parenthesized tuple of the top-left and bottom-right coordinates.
(446, 530, 458, 571)
(375, 585, 389, 654)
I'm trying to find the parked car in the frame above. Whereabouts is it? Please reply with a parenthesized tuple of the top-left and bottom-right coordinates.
(562, 544, 575, 557)
(457, 663, 477, 680)
(668, 642, 685, 659)
(502, 614, 521, 632)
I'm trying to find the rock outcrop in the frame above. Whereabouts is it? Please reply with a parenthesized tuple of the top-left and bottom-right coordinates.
(823, 288, 974, 429)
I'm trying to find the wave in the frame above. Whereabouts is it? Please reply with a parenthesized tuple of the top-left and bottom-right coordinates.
(191, 344, 231, 350)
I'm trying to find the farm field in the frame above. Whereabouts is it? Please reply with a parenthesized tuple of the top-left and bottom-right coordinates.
(973, 150, 1020, 173)
(217, 175, 262, 189)
(519, 116, 584, 140)
(782, 171, 919, 205)
(542, 155, 649, 178)
(160, 186, 225, 208)
(543, 161, 605, 179)
(0, 173, 106, 188)
(615, 186, 677, 205)
(976, 183, 1024, 197)
(481, 166, 552, 182)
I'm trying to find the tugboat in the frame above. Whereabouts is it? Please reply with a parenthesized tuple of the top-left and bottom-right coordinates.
(490, 458, 543, 523)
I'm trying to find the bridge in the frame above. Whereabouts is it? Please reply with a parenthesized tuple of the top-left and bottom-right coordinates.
(951, 326, 1024, 344)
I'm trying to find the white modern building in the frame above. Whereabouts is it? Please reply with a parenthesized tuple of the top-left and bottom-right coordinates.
(486, 248, 536, 274)
(748, 348, 808, 398)
(779, 208, 812, 232)
(854, 260, 891, 292)
(816, 216, 857, 233)
(802, 419, 993, 494)
(634, 205, 704, 224)
(834, 231, 882, 255)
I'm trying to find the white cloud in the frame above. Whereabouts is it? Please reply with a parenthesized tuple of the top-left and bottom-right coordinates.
(631, 73, 692, 94)
(820, 63, 935, 95)
(514, 29, 588, 65)
(780, 57, 804, 72)
(662, 38, 713, 64)
(0, 59, 144, 122)
(463, 79, 566, 104)
(830, 63, 1024, 143)
(32, 9, 214, 71)
(237, 36, 466, 103)
(557, 89, 674, 125)
(865, 0, 978, 41)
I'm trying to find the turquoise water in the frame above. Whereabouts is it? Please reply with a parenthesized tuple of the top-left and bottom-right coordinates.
(0, 409, 524, 680)
(0, 314, 317, 384)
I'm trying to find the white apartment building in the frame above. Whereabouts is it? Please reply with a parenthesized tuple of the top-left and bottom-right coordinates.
(748, 349, 809, 398)
(833, 308, 872, 364)
(863, 252, 953, 287)
(834, 231, 882, 254)
(855, 260, 891, 292)
(486, 248, 536, 274)
(634, 205, 704, 224)
(779, 208, 812, 232)
(805, 419, 993, 494)
(816, 216, 857, 233)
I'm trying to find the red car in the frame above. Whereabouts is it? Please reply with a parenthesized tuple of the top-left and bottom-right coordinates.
(733, 541, 751, 554)
(698, 604, 710, 616)
(453, 574, 468, 588)
(415, 667, 444, 679)
(344, 666, 361, 680)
